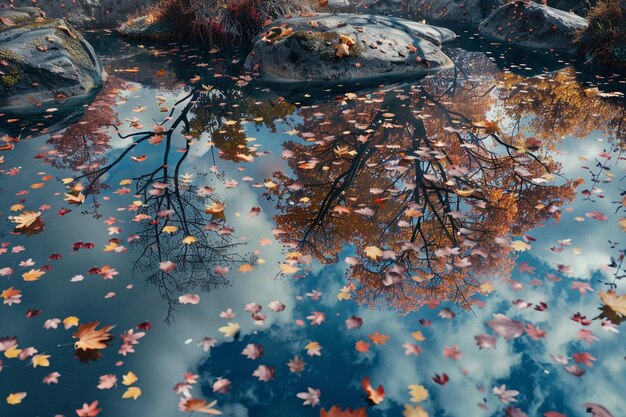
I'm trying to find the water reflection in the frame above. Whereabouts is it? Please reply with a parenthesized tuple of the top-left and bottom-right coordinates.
(0, 31, 624, 417)
(268, 73, 580, 313)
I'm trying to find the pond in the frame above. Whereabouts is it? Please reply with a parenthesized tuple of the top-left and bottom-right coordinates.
(0, 29, 625, 417)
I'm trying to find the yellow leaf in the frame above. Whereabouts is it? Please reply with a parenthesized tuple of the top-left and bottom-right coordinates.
(479, 282, 494, 294)
(411, 331, 426, 342)
(408, 384, 429, 403)
(122, 386, 142, 400)
(31, 183, 44, 189)
(1, 287, 20, 300)
(510, 240, 531, 252)
(365, 246, 383, 260)
(218, 322, 240, 338)
(453, 188, 476, 197)
(403, 404, 429, 417)
(119, 179, 132, 185)
(63, 316, 79, 329)
(103, 241, 118, 252)
(64, 192, 85, 205)
(32, 354, 50, 368)
(279, 263, 300, 274)
(22, 268, 45, 282)
(182, 236, 197, 245)
(304, 341, 320, 351)
(9, 211, 41, 229)
(4, 345, 22, 358)
(61, 178, 74, 184)
(6, 392, 26, 405)
(337, 285, 352, 300)
(122, 371, 138, 386)
(162, 225, 178, 234)
(599, 291, 626, 317)
(9, 204, 24, 211)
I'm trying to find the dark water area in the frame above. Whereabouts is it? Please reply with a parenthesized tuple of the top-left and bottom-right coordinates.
(0, 29, 625, 417)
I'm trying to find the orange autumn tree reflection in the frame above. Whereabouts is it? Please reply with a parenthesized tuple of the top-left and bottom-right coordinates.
(45, 76, 131, 199)
(269, 78, 580, 313)
(495, 68, 626, 144)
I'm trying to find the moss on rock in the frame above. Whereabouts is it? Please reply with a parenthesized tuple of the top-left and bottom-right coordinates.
(288, 30, 364, 61)
(0, 49, 26, 64)
(1, 68, 24, 87)
(55, 27, 94, 68)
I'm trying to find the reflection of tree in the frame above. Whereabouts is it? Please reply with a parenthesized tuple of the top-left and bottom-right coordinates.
(67, 89, 250, 321)
(269, 75, 580, 313)
(187, 79, 296, 162)
(495, 68, 626, 144)
(45, 77, 130, 201)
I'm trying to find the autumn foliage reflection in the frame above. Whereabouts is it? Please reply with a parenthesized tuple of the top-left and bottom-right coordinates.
(269, 75, 581, 313)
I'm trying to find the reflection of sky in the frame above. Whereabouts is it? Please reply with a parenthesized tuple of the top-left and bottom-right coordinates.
(0, 35, 625, 417)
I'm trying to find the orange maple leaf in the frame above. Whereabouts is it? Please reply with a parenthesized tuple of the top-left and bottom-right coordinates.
(361, 376, 385, 404)
(183, 398, 222, 414)
(73, 322, 114, 350)
(355, 340, 371, 353)
(368, 331, 390, 345)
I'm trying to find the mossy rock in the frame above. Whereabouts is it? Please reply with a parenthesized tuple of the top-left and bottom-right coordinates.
(286, 30, 364, 61)
(0, 7, 105, 109)
(245, 14, 454, 89)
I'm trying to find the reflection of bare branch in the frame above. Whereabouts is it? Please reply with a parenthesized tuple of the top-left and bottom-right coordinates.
(68, 89, 250, 322)
(269, 77, 579, 313)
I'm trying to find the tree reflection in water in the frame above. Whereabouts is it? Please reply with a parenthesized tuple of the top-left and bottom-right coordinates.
(268, 71, 587, 313)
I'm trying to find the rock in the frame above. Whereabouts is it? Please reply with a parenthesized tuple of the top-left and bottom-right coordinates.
(479, 1, 588, 53)
(117, 13, 176, 41)
(406, 0, 507, 26)
(245, 14, 455, 89)
(0, 7, 105, 109)
(327, 0, 353, 11)
(1, 0, 155, 29)
(547, 0, 595, 16)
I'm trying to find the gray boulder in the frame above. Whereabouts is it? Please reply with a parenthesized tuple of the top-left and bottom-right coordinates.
(327, 0, 353, 11)
(1, 0, 154, 29)
(0, 7, 105, 110)
(479, 1, 588, 53)
(547, 0, 595, 17)
(245, 14, 456, 88)
(406, 0, 507, 26)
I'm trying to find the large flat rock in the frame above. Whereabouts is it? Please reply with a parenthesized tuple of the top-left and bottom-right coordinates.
(479, 1, 588, 53)
(0, 7, 105, 109)
(245, 14, 455, 88)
